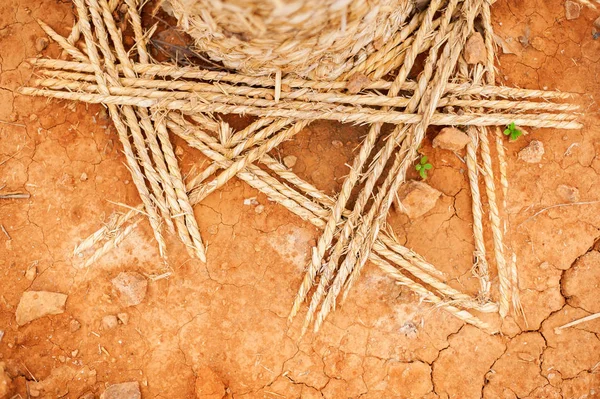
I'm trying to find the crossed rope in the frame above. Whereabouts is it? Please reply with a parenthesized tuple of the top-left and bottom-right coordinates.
(20, 0, 582, 335)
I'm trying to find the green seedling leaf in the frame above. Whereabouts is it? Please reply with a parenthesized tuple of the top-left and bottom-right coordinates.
(415, 155, 432, 180)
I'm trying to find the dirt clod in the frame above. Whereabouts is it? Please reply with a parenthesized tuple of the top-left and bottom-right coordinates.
(70, 319, 81, 332)
(556, 184, 580, 203)
(464, 32, 487, 64)
(432, 127, 470, 151)
(100, 382, 141, 399)
(111, 272, 148, 307)
(565, 1, 581, 20)
(35, 37, 48, 52)
(24, 265, 37, 281)
(346, 73, 370, 94)
(102, 315, 118, 330)
(0, 362, 11, 398)
(117, 312, 129, 325)
(283, 155, 297, 168)
(518, 140, 544, 163)
(397, 181, 442, 219)
(15, 291, 68, 326)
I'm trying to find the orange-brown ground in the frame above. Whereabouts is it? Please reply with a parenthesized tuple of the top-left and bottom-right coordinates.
(1, 0, 600, 398)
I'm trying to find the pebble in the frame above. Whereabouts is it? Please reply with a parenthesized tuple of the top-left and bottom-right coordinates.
(0, 362, 11, 398)
(80, 172, 88, 182)
(102, 315, 118, 330)
(518, 140, 544, 164)
(117, 312, 129, 325)
(556, 184, 580, 203)
(100, 382, 141, 399)
(255, 205, 265, 214)
(111, 272, 148, 307)
(25, 265, 37, 281)
(71, 349, 79, 357)
(464, 32, 487, 65)
(35, 37, 49, 52)
(432, 127, 471, 152)
(346, 73, 370, 94)
(283, 155, 297, 168)
(565, 0, 581, 20)
(331, 140, 343, 148)
(396, 181, 442, 219)
(15, 291, 68, 326)
(175, 146, 184, 156)
(70, 319, 81, 332)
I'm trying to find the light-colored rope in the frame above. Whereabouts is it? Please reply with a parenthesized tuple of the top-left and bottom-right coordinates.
(72, 0, 167, 257)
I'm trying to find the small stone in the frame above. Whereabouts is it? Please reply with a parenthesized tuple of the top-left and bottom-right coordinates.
(175, 146, 184, 156)
(518, 140, 544, 164)
(80, 172, 88, 182)
(556, 184, 580, 203)
(331, 140, 343, 148)
(346, 73, 371, 94)
(35, 37, 49, 52)
(117, 312, 129, 325)
(283, 155, 297, 168)
(396, 181, 442, 219)
(0, 362, 11, 398)
(464, 32, 487, 65)
(25, 265, 37, 281)
(243, 197, 259, 206)
(58, 355, 66, 363)
(565, 1, 581, 20)
(255, 205, 265, 214)
(29, 114, 38, 121)
(432, 127, 471, 151)
(111, 272, 148, 307)
(15, 291, 68, 326)
(30, 388, 40, 397)
(102, 315, 118, 330)
(399, 321, 418, 339)
(100, 382, 141, 399)
(79, 392, 95, 399)
(70, 319, 81, 332)
(72, 349, 79, 357)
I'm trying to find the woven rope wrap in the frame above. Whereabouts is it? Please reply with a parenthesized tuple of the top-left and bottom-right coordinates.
(166, 0, 412, 79)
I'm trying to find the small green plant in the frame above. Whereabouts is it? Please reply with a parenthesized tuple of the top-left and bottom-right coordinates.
(503, 122, 522, 141)
(415, 155, 432, 179)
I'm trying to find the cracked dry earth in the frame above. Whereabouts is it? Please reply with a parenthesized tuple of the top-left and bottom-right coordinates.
(1, 0, 600, 398)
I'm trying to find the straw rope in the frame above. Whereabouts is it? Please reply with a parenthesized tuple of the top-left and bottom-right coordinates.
(27, 58, 577, 101)
(17, 88, 583, 129)
(21, 0, 582, 335)
(72, 0, 168, 257)
(30, 75, 580, 113)
(313, 0, 486, 331)
(301, 0, 459, 333)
